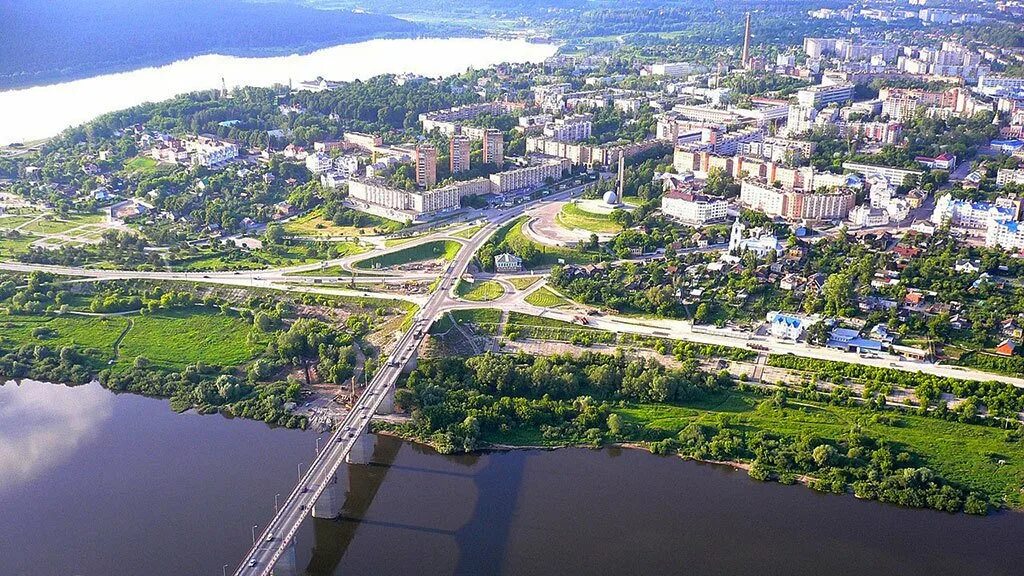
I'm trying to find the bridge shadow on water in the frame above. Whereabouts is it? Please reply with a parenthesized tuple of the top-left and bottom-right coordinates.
(300, 435, 527, 576)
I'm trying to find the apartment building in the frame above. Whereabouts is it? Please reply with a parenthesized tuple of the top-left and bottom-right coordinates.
(542, 114, 593, 142)
(450, 134, 472, 174)
(661, 190, 728, 225)
(796, 83, 855, 108)
(415, 144, 437, 189)
(739, 180, 856, 221)
(482, 129, 504, 166)
(488, 158, 571, 194)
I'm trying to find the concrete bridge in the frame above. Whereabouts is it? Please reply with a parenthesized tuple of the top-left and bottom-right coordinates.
(229, 185, 591, 576)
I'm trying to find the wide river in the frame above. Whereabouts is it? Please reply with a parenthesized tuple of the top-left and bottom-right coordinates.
(0, 37, 557, 146)
(2, 379, 1024, 575)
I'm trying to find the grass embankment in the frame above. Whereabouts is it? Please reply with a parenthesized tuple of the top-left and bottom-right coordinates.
(613, 389, 1024, 508)
(452, 225, 484, 239)
(504, 311, 615, 344)
(491, 216, 592, 269)
(431, 308, 502, 336)
(283, 208, 402, 237)
(556, 202, 623, 234)
(354, 240, 461, 269)
(507, 276, 541, 290)
(524, 286, 572, 308)
(0, 309, 261, 371)
(456, 279, 504, 302)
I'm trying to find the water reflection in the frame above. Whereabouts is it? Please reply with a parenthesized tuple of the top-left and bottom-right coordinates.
(0, 38, 557, 144)
(0, 379, 113, 493)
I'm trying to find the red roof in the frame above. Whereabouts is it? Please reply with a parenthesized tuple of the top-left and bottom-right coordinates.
(995, 339, 1017, 356)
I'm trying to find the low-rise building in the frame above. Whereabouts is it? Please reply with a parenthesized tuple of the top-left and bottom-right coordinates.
(766, 311, 811, 340)
(494, 252, 523, 273)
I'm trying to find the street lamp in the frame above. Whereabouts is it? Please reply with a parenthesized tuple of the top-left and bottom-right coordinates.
(316, 436, 321, 455)
(275, 493, 281, 513)
(297, 462, 303, 480)
(251, 524, 258, 545)
(223, 564, 229, 576)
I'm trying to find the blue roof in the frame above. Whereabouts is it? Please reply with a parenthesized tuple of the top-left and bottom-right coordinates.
(772, 314, 803, 327)
(831, 328, 860, 340)
(992, 139, 1024, 149)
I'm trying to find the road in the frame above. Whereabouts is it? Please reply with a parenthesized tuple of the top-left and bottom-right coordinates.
(232, 185, 587, 576)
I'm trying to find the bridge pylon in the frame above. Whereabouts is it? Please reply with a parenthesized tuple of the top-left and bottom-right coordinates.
(272, 541, 298, 576)
(312, 473, 342, 519)
(345, 430, 375, 465)
(375, 385, 395, 415)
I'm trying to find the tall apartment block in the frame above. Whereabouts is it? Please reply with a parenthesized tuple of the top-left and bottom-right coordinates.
(483, 129, 504, 166)
(416, 143, 437, 189)
(450, 134, 471, 174)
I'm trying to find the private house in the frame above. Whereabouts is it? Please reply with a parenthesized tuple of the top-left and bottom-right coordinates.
(995, 339, 1018, 357)
(494, 253, 524, 273)
(766, 311, 811, 340)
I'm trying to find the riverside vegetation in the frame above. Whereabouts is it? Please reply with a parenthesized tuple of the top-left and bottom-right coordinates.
(0, 271, 408, 428)
(378, 351, 1024, 515)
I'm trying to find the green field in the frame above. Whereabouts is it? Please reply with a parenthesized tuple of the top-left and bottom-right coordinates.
(283, 208, 402, 237)
(0, 214, 42, 231)
(354, 240, 461, 269)
(431, 308, 503, 335)
(0, 309, 263, 372)
(452, 225, 484, 239)
(556, 202, 623, 234)
(456, 279, 504, 302)
(0, 234, 39, 258)
(123, 156, 172, 175)
(615, 390, 1024, 507)
(20, 213, 105, 235)
(507, 276, 541, 290)
(495, 217, 592, 269)
(117, 310, 262, 370)
(524, 286, 572, 308)
(0, 314, 128, 358)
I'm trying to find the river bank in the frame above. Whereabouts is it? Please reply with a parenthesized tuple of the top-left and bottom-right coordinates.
(0, 37, 557, 145)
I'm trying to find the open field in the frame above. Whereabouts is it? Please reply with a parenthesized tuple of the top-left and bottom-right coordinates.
(495, 217, 592, 268)
(283, 208, 402, 237)
(524, 286, 572, 308)
(556, 202, 623, 234)
(20, 213, 105, 235)
(456, 279, 504, 301)
(0, 314, 128, 359)
(354, 240, 460, 270)
(615, 389, 1024, 507)
(507, 276, 541, 290)
(117, 310, 262, 370)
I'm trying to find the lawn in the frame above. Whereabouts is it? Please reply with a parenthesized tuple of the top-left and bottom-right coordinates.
(0, 214, 42, 231)
(524, 286, 572, 308)
(283, 208, 402, 237)
(615, 389, 1024, 507)
(452, 224, 484, 239)
(118, 309, 262, 370)
(124, 156, 171, 174)
(0, 314, 128, 359)
(431, 308, 503, 335)
(504, 311, 614, 343)
(556, 202, 623, 234)
(494, 217, 593, 269)
(20, 213, 105, 235)
(354, 240, 461, 270)
(507, 276, 541, 290)
(0, 233, 39, 259)
(456, 279, 504, 302)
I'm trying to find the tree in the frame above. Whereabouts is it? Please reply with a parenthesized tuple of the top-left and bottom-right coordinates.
(607, 413, 623, 436)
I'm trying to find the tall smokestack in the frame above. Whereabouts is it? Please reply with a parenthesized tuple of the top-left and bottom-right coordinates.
(741, 12, 751, 68)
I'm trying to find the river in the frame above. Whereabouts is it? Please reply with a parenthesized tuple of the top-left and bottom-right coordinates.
(0, 37, 557, 146)
(2, 379, 1022, 576)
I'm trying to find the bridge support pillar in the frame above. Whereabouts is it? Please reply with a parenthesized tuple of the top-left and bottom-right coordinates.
(311, 474, 342, 519)
(401, 348, 419, 374)
(345, 430, 375, 465)
(272, 541, 298, 576)
(375, 385, 394, 415)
